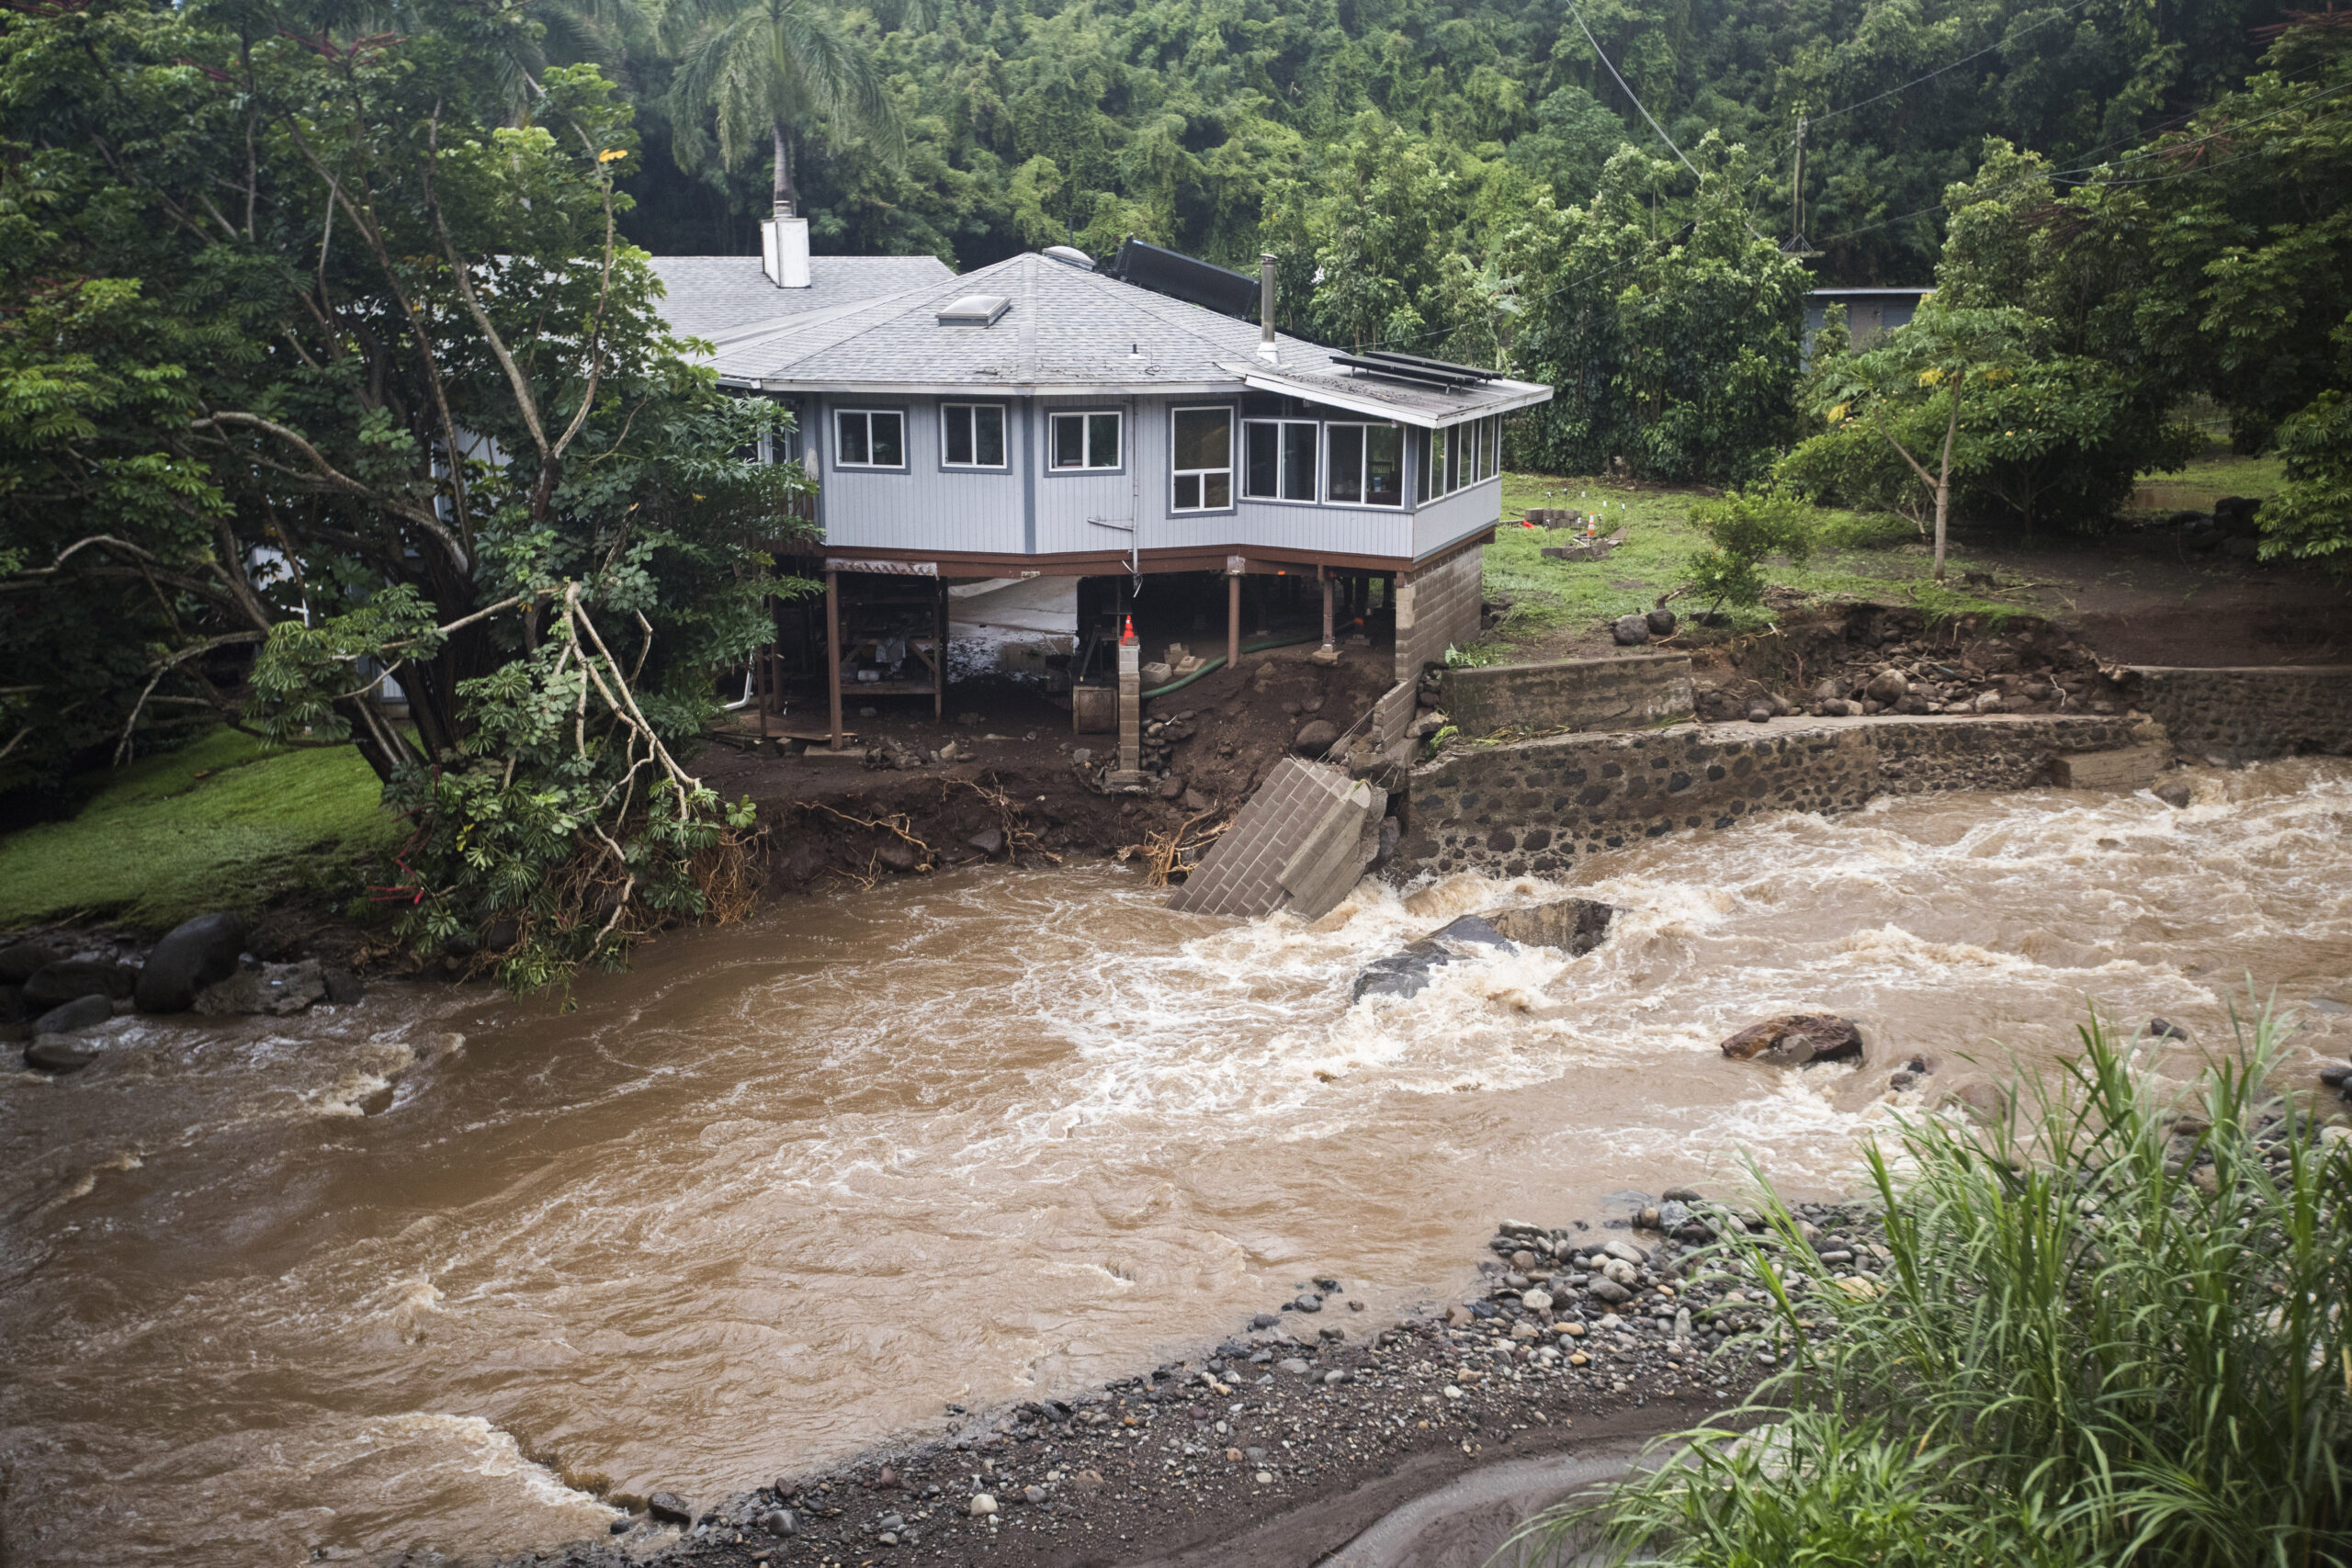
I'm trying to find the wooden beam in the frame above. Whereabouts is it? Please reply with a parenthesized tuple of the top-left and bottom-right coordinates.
(1227, 570, 1241, 670)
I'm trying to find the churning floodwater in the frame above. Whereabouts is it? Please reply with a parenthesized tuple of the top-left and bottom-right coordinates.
(3, 761, 2348, 1565)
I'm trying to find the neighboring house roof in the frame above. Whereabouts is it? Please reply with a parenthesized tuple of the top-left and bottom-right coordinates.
(1806, 286, 1936, 298)
(699, 252, 1552, 429)
(645, 254, 955, 342)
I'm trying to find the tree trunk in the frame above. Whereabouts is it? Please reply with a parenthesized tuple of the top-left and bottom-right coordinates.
(1932, 379, 1962, 583)
(771, 119, 796, 215)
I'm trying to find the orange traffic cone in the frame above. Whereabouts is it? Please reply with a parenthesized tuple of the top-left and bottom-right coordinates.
(1121, 615, 1137, 645)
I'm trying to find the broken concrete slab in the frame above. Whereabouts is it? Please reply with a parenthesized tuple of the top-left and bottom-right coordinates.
(1169, 759, 1385, 920)
(2049, 744, 2167, 791)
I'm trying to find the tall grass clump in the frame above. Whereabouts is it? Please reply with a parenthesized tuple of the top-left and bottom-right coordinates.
(1521, 1007, 2352, 1568)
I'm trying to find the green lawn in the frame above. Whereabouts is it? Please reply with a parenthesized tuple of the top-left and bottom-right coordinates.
(2130, 450, 2285, 513)
(1476, 473, 2005, 663)
(0, 728, 401, 932)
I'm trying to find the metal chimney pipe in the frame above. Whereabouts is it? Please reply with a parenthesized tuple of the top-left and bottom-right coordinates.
(1258, 253, 1278, 361)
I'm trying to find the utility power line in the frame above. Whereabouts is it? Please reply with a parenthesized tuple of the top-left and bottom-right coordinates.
(1811, 0, 2106, 124)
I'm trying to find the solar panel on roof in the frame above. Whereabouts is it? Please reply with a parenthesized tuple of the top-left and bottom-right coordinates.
(1328, 348, 1501, 389)
(936, 294, 1012, 327)
(1106, 238, 1257, 318)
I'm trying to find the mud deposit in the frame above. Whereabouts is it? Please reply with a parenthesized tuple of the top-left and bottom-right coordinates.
(3, 761, 2347, 1565)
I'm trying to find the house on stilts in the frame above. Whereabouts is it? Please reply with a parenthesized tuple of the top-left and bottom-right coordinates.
(652, 211, 1552, 761)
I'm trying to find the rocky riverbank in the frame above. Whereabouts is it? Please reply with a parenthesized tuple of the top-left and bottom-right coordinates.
(469, 1190, 1896, 1568)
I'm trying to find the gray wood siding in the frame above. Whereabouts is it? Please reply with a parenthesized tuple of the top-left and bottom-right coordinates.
(1411, 476, 1502, 559)
(815, 395, 1025, 555)
(808, 391, 1490, 564)
(1033, 395, 1141, 557)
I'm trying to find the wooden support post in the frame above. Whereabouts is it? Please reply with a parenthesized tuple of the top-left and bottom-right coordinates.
(1227, 570, 1241, 670)
(758, 638, 771, 741)
(934, 578, 946, 723)
(825, 570, 843, 751)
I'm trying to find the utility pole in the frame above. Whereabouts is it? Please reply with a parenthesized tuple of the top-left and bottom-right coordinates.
(1791, 115, 1806, 250)
(1785, 114, 1822, 259)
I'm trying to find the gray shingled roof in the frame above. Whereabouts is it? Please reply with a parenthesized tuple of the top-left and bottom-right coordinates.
(698, 252, 1554, 426)
(646, 254, 954, 342)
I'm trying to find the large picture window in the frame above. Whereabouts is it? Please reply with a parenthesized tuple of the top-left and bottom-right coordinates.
(1171, 406, 1232, 512)
(941, 402, 1007, 468)
(1243, 419, 1317, 501)
(1049, 411, 1121, 470)
(834, 408, 904, 469)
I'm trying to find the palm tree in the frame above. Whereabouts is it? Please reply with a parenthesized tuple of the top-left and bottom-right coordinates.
(661, 0, 900, 216)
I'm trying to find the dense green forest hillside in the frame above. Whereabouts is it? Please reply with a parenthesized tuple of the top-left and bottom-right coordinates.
(615, 0, 2295, 288)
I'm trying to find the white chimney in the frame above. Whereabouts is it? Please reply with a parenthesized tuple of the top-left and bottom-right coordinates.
(761, 207, 811, 288)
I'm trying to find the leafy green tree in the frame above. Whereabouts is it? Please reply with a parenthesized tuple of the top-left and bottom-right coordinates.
(1812, 301, 2032, 581)
(1506, 137, 1809, 484)
(0, 0, 808, 982)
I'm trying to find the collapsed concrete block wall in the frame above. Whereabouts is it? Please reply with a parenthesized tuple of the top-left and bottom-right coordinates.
(1393, 546, 1484, 685)
(1169, 758, 1386, 919)
(2119, 666, 2352, 760)
(1441, 653, 1694, 739)
(1369, 677, 1420, 749)
(1396, 712, 2155, 881)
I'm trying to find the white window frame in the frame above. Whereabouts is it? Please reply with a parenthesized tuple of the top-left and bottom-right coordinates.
(1241, 418, 1318, 502)
(941, 402, 1008, 469)
(1170, 405, 1234, 513)
(1048, 410, 1122, 471)
(833, 407, 906, 470)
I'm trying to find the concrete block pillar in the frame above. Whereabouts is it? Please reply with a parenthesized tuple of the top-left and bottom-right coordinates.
(1392, 568, 1419, 685)
(1310, 571, 1339, 666)
(1118, 628, 1141, 773)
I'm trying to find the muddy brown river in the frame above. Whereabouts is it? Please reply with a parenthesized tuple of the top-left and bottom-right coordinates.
(3, 761, 2348, 1565)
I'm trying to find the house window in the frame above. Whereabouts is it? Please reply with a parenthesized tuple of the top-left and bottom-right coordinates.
(1412, 428, 1433, 503)
(835, 408, 904, 469)
(1171, 406, 1232, 512)
(1322, 422, 1405, 507)
(1367, 423, 1404, 505)
(1243, 419, 1317, 501)
(942, 402, 1007, 468)
(1049, 411, 1121, 470)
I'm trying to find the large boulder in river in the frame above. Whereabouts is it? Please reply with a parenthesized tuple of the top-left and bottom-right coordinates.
(1351, 916, 1511, 1002)
(31, 994, 114, 1035)
(1484, 898, 1613, 955)
(0, 942, 60, 985)
(1719, 1013, 1864, 1066)
(1351, 898, 1616, 1002)
(24, 1035, 96, 1073)
(195, 959, 326, 1018)
(135, 912, 247, 1013)
(22, 960, 135, 1009)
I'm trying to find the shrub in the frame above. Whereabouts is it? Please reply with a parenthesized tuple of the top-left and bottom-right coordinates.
(1521, 1005, 2352, 1568)
(2262, 390, 2352, 581)
(1681, 490, 1817, 612)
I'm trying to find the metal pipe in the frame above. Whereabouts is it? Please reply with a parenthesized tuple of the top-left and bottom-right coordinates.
(1258, 254, 1278, 360)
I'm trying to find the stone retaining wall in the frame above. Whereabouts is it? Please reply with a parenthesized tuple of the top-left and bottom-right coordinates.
(2119, 665, 2352, 761)
(1396, 713, 2155, 880)
(1441, 653, 1693, 739)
